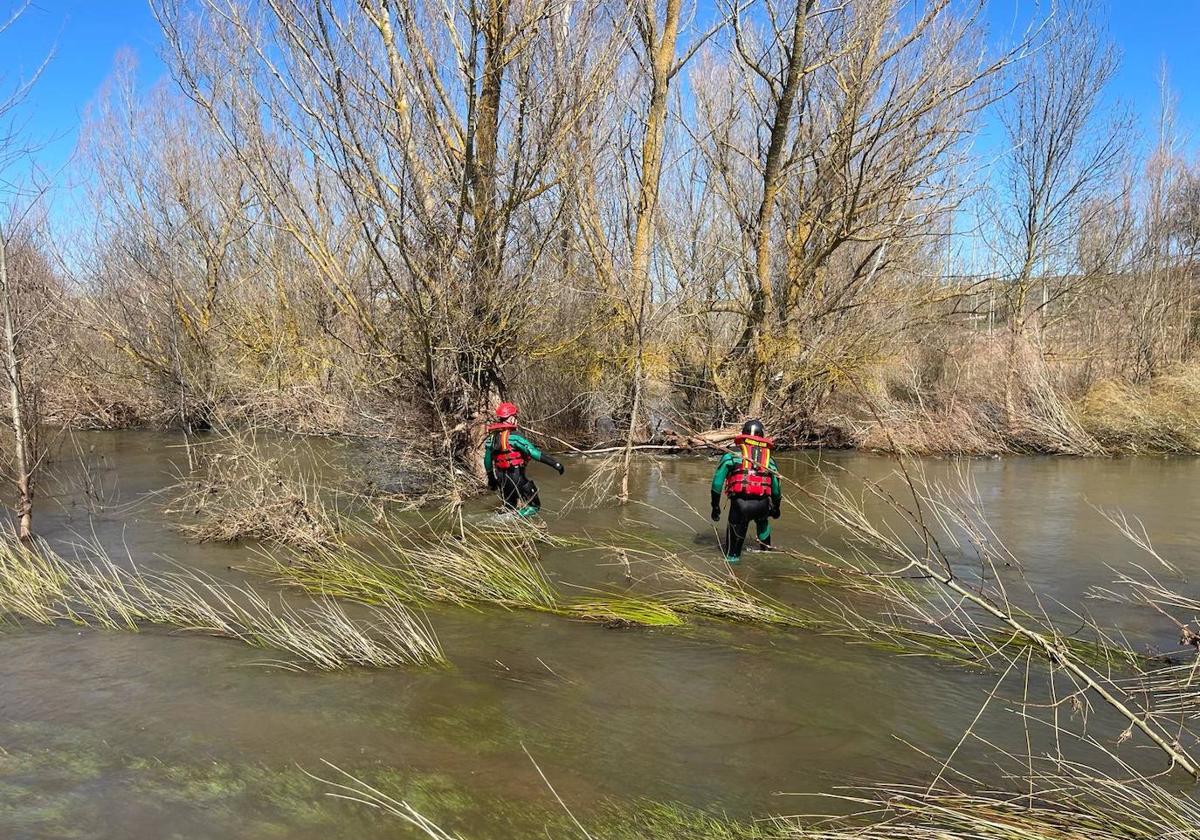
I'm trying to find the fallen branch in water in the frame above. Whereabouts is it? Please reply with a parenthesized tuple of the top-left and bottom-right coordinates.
(795, 465, 1200, 779)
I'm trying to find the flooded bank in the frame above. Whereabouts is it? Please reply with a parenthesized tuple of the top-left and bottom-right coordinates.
(2, 431, 1198, 838)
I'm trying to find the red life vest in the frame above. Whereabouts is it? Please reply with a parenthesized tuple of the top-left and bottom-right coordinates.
(726, 434, 774, 498)
(489, 423, 527, 469)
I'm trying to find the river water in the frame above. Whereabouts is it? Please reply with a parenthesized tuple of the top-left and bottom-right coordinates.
(2, 431, 1198, 838)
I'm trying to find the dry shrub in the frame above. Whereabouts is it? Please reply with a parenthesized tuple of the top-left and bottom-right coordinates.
(164, 423, 473, 554)
(1078, 363, 1200, 453)
(44, 369, 148, 430)
(167, 432, 338, 550)
(843, 335, 1101, 455)
(219, 383, 358, 437)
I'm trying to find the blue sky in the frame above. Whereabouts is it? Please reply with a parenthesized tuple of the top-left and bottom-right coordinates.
(4, 0, 164, 179)
(3, 0, 1199, 181)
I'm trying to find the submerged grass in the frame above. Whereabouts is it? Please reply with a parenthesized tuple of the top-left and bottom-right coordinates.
(313, 750, 1200, 840)
(655, 556, 812, 628)
(269, 517, 558, 612)
(163, 433, 822, 635)
(563, 598, 684, 627)
(264, 516, 808, 632)
(0, 530, 444, 669)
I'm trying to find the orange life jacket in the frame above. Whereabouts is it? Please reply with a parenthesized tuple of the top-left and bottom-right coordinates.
(489, 423, 527, 469)
(726, 434, 774, 498)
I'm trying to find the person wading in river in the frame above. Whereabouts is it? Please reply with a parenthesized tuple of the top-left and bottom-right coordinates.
(484, 403, 565, 517)
(710, 420, 781, 564)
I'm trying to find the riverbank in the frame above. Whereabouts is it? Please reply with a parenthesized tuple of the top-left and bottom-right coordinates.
(49, 355, 1200, 462)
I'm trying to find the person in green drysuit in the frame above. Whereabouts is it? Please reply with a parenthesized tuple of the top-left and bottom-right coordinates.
(484, 402, 564, 517)
(710, 420, 781, 563)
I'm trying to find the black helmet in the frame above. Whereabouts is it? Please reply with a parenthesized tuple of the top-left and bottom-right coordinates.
(741, 419, 765, 437)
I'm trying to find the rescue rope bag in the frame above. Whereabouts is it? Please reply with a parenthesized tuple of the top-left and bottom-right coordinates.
(726, 434, 774, 498)
(489, 423, 527, 469)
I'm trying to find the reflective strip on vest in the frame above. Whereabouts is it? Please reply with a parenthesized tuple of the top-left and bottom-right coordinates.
(726, 437, 773, 498)
(493, 429, 527, 470)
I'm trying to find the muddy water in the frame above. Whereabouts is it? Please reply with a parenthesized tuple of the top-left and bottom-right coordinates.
(2, 431, 1198, 838)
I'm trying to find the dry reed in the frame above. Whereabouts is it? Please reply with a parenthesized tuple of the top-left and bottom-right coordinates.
(0, 530, 444, 669)
(1079, 364, 1200, 454)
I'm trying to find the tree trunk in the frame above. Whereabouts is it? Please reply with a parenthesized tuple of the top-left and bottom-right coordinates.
(744, 0, 815, 419)
(619, 352, 644, 502)
(456, 0, 507, 480)
(470, 0, 505, 282)
(617, 0, 682, 504)
(0, 239, 32, 541)
(1004, 285, 1028, 440)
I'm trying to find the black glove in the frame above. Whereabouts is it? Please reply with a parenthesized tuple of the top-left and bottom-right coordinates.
(770, 501, 781, 520)
(554, 461, 565, 475)
(487, 476, 498, 491)
(710, 505, 721, 522)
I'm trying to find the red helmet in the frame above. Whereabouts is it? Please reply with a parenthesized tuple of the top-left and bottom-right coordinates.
(495, 402, 519, 420)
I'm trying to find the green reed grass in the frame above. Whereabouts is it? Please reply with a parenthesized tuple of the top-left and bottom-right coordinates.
(267, 516, 690, 628)
(267, 516, 819, 632)
(0, 530, 444, 669)
(273, 517, 558, 611)
(564, 598, 685, 627)
(652, 556, 812, 628)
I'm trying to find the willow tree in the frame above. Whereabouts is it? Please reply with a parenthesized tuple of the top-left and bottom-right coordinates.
(154, 0, 619, 475)
(615, 0, 683, 502)
(990, 0, 1128, 432)
(80, 58, 257, 431)
(710, 0, 820, 418)
(698, 0, 1012, 427)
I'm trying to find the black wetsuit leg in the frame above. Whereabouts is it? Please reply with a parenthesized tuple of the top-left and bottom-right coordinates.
(499, 467, 540, 511)
(726, 496, 770, 558)
(755, 516, 772, 549)
(499, 468, 523, 510)
(520, 472, 541, 511)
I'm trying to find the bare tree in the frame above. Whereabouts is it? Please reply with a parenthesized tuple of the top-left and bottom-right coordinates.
(0, 235, 29, 538)
(153, 0, 620, 482)
(80, 58, 257, 432)
(36, 0, 1200, 468)
(695, 0, 1011, 429)
(616, 0, 684, 502)
(718, 0, 821, 417)
(0, 231, 65, 540)
(990, 0, 1129, 430)
(0, 0, 54, 539)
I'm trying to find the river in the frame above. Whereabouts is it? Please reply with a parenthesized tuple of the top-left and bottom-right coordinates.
(1, 430, 1196, 838)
